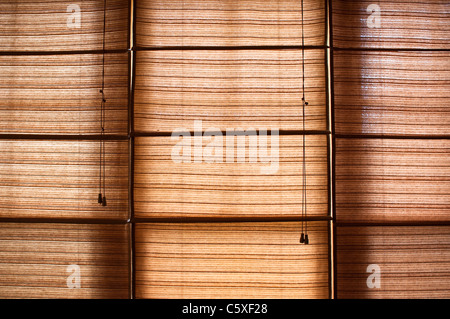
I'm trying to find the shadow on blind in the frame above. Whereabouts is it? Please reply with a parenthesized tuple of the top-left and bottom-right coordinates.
(332, 0, 450, 298)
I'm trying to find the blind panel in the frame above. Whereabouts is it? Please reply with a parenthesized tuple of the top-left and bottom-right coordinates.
(334, 51, 450, 136)
(332, 0, 450, 49)
(336, 138, 450, 223)
(134, 135, 328, 219)
(0, 0, 129, 52)
(0, 223, 129, 299)
(337, 226, 450, 298)
(134, 49, 326, 133)
(135, 222, 329, 299)
(0, 140, 129, 220)
(136, 0, 325, 47)
(0, 53, 129, 135)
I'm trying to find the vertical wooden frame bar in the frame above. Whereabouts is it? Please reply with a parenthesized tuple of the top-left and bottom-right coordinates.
(128, 0, 136, 300)
(327, 0, 337, 299)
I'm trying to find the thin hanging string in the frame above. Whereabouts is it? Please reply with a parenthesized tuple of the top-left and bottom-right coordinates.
(99, 0, 107, 206)
(300, 0, 305, 240)
(102, 0, 107, 206)
(98, 102, 103, 204)
(300, 0, 309, 244)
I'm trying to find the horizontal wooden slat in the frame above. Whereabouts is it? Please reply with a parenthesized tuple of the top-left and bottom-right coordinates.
(332, 0, 450, 49)
(0, 53, 129, 135)
(0, 0, 129, 52)
(0, 223, 130, 299)
(334, 51, 450, 136)
(134, 135, 328, 219)
(134, 49, 326, 133)
(136, 0, 325, 47)
(135, 221, 329, 299)
(0, 140, 129, 220)
(337, 226, 450, 298)
(336, 138, 450, 223)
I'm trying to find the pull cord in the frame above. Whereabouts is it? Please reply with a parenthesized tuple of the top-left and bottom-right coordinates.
(300, 0, 309, 244)
(98, 0, 107, 206)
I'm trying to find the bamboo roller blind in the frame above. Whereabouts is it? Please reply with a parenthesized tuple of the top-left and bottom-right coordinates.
(0, 0, 130, 299)
(0, 0, 129, 51)
(0, 53, 129, 135)
(333, 0, 450, 299)
(0, 0, 331, 300)
(0, 223, 130, 298)
(0, 140, 129, 220)
(135, 222, 329, 299)
(134, 49, 326, 133)
(335, 138, 450, 223)
(337, 226, 450, 298)
(135, 0, 326, 47)
(332, 0, 450, 49)
(134, 135, 328, 219)
(133, 0, 330, 299)
(334, 51, 450, 136)
(5, 0, 449, 300)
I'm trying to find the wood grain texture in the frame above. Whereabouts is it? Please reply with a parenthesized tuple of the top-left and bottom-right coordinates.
(0, 53, 129, 135)
(135, 222, 329, 299)
(334, 51, 450, 136)
(337, 226, 450, 298)
(134, 135, 328, 219)
(335, 138, 450, 223)
(136, 0, 325, 47)
(0, 140, 129, 220)
(0, 0, 129, 52)
(134, 49, 326, 133)
(0, 223, 130, 299)
(332, 0, 450, 49)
